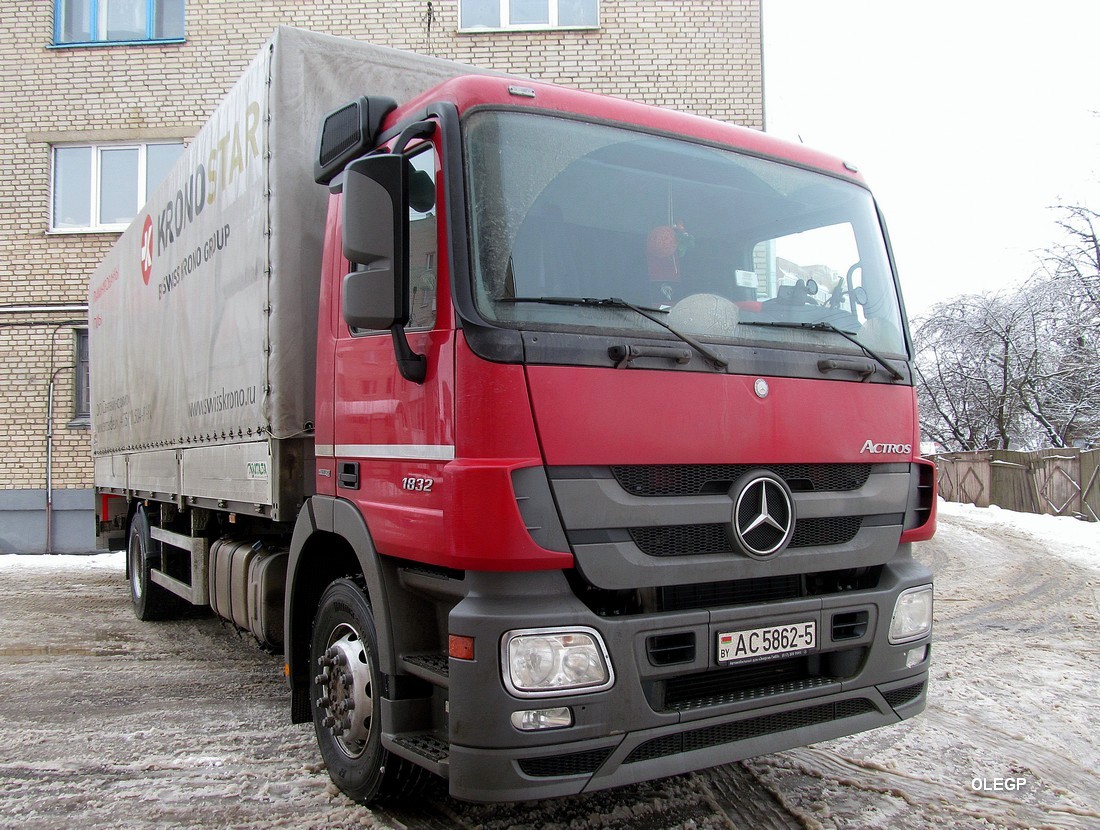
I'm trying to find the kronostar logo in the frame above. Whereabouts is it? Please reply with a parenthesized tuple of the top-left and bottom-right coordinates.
(140, 214, 154, 285)
(861, 439, 913, 455)
(135, 95, 261, 295)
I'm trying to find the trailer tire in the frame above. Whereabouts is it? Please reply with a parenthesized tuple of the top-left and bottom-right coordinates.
(127, 504, 184, 621)
(310, 578, 431, 803)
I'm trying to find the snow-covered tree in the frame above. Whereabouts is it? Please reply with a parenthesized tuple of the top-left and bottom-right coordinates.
(913, 206, 1100, 450)
(1020, 206, 1100, 447)
(913, 293, 1028, 450)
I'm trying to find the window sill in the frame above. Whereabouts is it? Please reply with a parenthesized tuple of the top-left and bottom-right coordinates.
(47, 228, 125, 236)
(457, 25, 599, 34)
(66, 417, 91, 430)
(49, 38, 186, 49)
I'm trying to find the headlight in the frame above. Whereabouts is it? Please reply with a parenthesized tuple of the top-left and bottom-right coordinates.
(890, 585, 933, 643)
(502, 627, 614, 698)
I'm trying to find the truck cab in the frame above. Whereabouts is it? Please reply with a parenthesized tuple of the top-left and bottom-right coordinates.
(289, 75, 935, 802)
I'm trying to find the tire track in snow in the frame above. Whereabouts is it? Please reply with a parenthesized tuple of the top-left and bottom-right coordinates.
(381, 766, 805, 830)
(754, 745, 1100, 830)
(735, 510, 1100, 829)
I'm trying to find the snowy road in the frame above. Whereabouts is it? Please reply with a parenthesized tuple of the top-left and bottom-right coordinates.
(0, 502, 1097, 829)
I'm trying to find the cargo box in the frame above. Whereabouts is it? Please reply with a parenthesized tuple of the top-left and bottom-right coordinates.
(88, 28, 482, 519)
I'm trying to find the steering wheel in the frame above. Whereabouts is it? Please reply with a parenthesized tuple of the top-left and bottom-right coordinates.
(827, 262, 859, 309)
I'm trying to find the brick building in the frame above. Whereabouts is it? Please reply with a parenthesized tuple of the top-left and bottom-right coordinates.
(0, 0, 762, 553)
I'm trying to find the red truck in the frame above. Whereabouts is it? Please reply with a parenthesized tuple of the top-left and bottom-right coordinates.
(90, 28, 936, 804)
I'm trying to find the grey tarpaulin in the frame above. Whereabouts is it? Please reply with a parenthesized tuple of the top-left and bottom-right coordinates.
(88, 28, 495, 514)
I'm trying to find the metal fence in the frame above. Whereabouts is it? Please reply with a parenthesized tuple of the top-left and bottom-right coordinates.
(932, 449, 1100, 521)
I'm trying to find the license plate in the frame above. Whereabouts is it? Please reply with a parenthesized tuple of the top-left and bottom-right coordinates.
(717, 620, 817, 665)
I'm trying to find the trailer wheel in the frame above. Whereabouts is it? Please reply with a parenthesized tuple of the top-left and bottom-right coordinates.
(127, 505, 183, 621)
(310, 578, 430, 803)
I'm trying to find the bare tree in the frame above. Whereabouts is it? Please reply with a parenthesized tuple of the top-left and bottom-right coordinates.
(913, 293, 1028, 450)
(1019, 207, 1100, 447)
(914, 206, 1100, 451)
(1046, 206, 1100, 311)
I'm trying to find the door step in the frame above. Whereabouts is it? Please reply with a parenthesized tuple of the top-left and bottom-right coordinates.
(385, 730, 450, 776)
(401, 652, 449, 687)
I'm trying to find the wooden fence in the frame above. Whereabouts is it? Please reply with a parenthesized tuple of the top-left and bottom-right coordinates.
(932, 448, 1100, 521)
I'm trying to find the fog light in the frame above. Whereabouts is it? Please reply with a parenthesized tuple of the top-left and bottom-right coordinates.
(890, 585, 933, 643)
(503, 627, 614, 698)
(905, 644, 928, 668)
(510, 707, 573, 731)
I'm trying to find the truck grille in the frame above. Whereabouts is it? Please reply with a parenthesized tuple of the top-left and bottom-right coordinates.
(551, 462, 905, 612)
(629, 516, 862, 557)
(646, 632, 696, 666)
(882, 681, 925, 709)
(517, 747, 613, 777)
(655, 566, 880, 613)
(624, 697, 876, 764)
(612, 463, 871, 497)
(660, 656, 826, 712)
(653, 647, 865, 713)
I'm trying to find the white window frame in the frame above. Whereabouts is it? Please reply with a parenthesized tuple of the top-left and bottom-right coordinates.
(49, 140, 183, 233)
(458, 0, 600, 32)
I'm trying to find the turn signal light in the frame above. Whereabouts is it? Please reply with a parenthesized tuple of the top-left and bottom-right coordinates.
(449, 634, 475, 660)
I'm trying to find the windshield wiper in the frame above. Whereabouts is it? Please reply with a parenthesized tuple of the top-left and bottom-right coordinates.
(741, 320, 904, 381)
(500, 296, 728, 370)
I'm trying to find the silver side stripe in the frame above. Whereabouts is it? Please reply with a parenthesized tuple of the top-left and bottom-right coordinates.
(315, 443, 456, 461)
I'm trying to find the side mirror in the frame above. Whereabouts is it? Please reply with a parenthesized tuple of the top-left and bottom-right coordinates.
(342, 153, 407, 330)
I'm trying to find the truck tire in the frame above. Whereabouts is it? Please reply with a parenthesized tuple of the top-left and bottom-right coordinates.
(127, 505, 184, 621)
(310, 578, 431, 803)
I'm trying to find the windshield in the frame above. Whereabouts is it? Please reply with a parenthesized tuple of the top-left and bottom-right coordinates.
(464, 111, 907, 358)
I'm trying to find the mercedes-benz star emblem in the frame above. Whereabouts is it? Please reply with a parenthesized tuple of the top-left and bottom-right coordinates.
(732, 473, 794, 558)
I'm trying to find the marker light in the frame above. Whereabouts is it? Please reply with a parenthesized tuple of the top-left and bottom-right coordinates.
(449, 634, 475, 660)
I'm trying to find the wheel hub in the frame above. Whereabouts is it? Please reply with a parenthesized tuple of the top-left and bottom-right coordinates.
(315, 626, 374, 757)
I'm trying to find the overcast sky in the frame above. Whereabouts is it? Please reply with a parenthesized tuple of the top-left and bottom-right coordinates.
(761, 0, 1100, 316)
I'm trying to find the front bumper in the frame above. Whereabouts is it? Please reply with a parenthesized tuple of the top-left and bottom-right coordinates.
(443, 556, 931, 802)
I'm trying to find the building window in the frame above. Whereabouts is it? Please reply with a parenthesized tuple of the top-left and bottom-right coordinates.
(459, 0, 598, 31)
(51, 141, 183, 232)
(55, 0, 185, 46)
(73, 329, 91, 426)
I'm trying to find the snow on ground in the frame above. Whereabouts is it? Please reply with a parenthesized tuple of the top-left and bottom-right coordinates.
(749, 500, 1100, 830)
(0, 501, 1097, 829)
(0, 551, 124, 570)
(936, 498, 1100, 573)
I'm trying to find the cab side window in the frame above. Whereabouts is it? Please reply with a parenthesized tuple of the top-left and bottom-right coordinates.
(406, 148, 437, 330)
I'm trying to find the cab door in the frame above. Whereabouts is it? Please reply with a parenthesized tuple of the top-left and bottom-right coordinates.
(330, 139, 455, 563)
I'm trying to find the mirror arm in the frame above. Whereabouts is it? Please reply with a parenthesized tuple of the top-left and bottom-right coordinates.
(390, 324, 427, 384)
(392, 120, 436, 154)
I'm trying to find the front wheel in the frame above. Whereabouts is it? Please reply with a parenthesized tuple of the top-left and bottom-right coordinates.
(310, 578, 430, 803)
